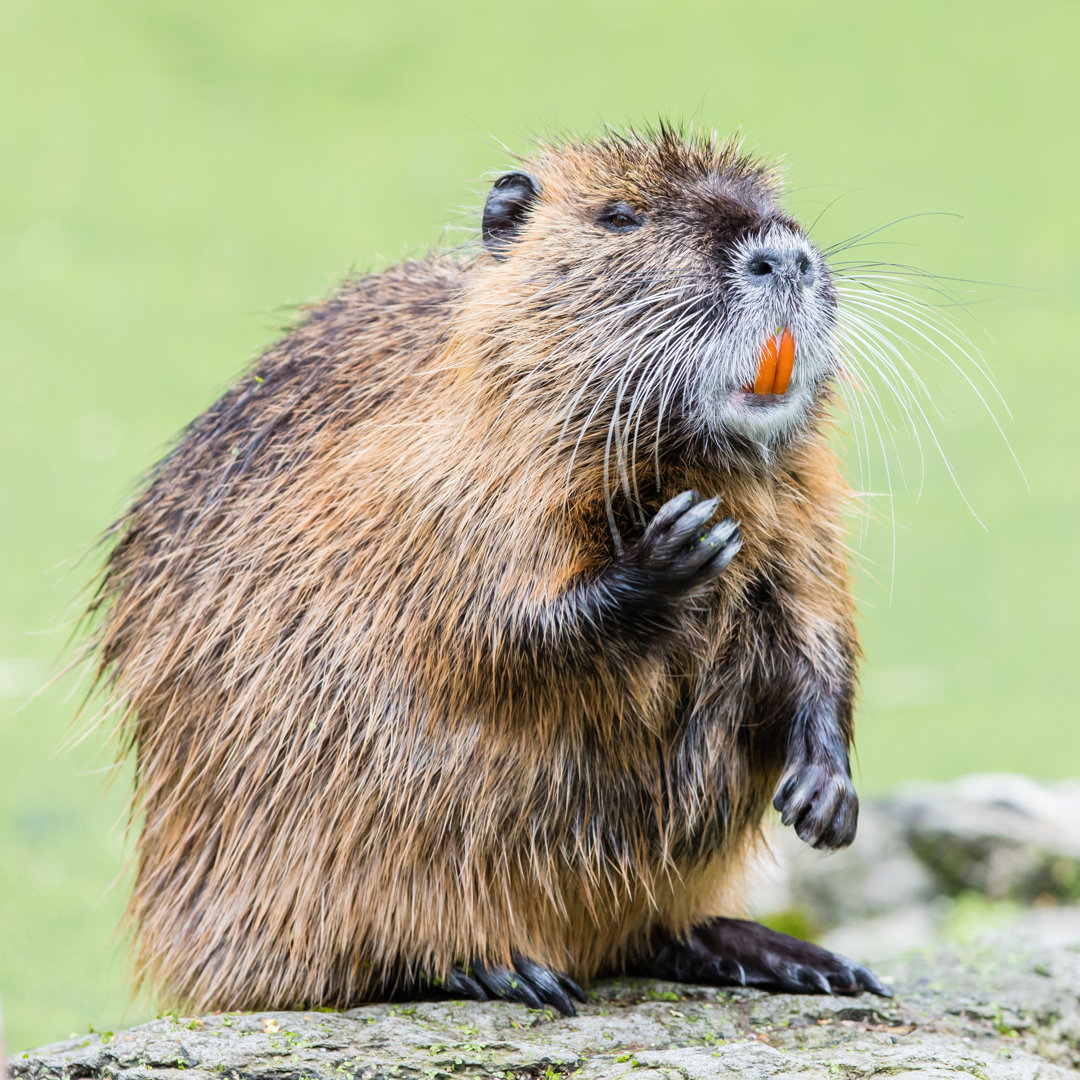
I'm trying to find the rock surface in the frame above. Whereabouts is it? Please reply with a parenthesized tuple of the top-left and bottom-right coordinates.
(10, 939, 1080, 1079)
(12, 775, 1080, 1078)
(889, 774, 1080, 904)
(745, 773, 1080, 960)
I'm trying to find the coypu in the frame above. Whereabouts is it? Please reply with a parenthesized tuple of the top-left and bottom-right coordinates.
(86, 125, 891, 1016)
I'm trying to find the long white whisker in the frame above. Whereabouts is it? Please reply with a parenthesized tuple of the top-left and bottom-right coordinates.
(835, 310, 988, 530)
(626, 305, 708, 509)
(837, 312, 929, 499)
(840, 289, 1027, 492)
(841, 287, 1011, 412)
(834, 362, 898, 599)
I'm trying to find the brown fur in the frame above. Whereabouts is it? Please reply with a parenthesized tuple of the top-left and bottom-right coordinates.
(85, 128, 856, 1011)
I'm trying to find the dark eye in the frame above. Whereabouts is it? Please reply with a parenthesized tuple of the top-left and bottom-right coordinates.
(597, 202, 644, 233)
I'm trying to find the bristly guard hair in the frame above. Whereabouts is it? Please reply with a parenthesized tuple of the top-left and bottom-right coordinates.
(80, 124, 897, 1012)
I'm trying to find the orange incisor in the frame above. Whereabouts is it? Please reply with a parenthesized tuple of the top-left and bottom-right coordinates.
(751, 327, 795, 395)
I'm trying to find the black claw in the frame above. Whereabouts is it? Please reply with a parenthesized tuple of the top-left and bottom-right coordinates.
(469, 957, 584, 1013)
(817, 795, 858, 851)
(503, 968, 544, 1010)
(558, 972, 587, 1004)
(475, 964, 512, 1003)
(705, 534, 741, 574)
(713, 957, 747, 986)
(443, 967, 488, 1002)
(802, 965, 834, 995)
(513, 980, 545, 1010)
(773, 773, 796, 810)
(665, 496, 721, 549)
(783, 963, 818, 993)
(709, 518, 738, 543)
(434, 956, 586, 1015)
(546, 984, 575, 1016)
(516, 957, 577, 1017)
(646, 489, 699, 535)
(852, 962, 893, 998)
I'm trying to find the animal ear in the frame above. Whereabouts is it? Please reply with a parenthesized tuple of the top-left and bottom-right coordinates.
(482, 171, 541, 256)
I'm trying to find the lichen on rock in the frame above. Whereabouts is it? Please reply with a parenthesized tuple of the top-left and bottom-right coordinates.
(10, 940, 1080, 1080)
(11, 775, 1080, 1079)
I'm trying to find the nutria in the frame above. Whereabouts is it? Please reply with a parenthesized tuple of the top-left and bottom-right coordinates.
(86, 125, 890, 1016)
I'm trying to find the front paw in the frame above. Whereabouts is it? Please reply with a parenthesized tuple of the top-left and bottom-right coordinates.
(613, 489, 742, 601)
(773, 759, 859, 850)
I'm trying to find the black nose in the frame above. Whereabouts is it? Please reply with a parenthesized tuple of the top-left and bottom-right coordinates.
(743, 245, 815, 288)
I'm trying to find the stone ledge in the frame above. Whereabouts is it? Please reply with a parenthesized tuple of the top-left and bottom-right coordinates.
(11, 941, 1079, 1080)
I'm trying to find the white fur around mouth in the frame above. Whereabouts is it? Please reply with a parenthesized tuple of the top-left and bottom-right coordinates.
(732, 387, 790, 406)
(713, 383, 813, 440)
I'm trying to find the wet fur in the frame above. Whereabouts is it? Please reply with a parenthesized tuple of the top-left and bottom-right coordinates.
(86, 129, 857, 1011)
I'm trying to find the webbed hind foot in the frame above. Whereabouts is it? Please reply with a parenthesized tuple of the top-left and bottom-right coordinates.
(636, 917, 890, 997)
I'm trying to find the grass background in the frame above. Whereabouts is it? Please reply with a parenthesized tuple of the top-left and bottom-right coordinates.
(2, 0, 1077, 1054)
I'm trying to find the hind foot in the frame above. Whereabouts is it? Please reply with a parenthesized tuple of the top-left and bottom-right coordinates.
(637, 917, 890, 997)
(439, 954, 586, 1016)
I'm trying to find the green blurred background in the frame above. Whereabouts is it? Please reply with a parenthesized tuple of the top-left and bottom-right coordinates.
(2, 0, 1077, 1054)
